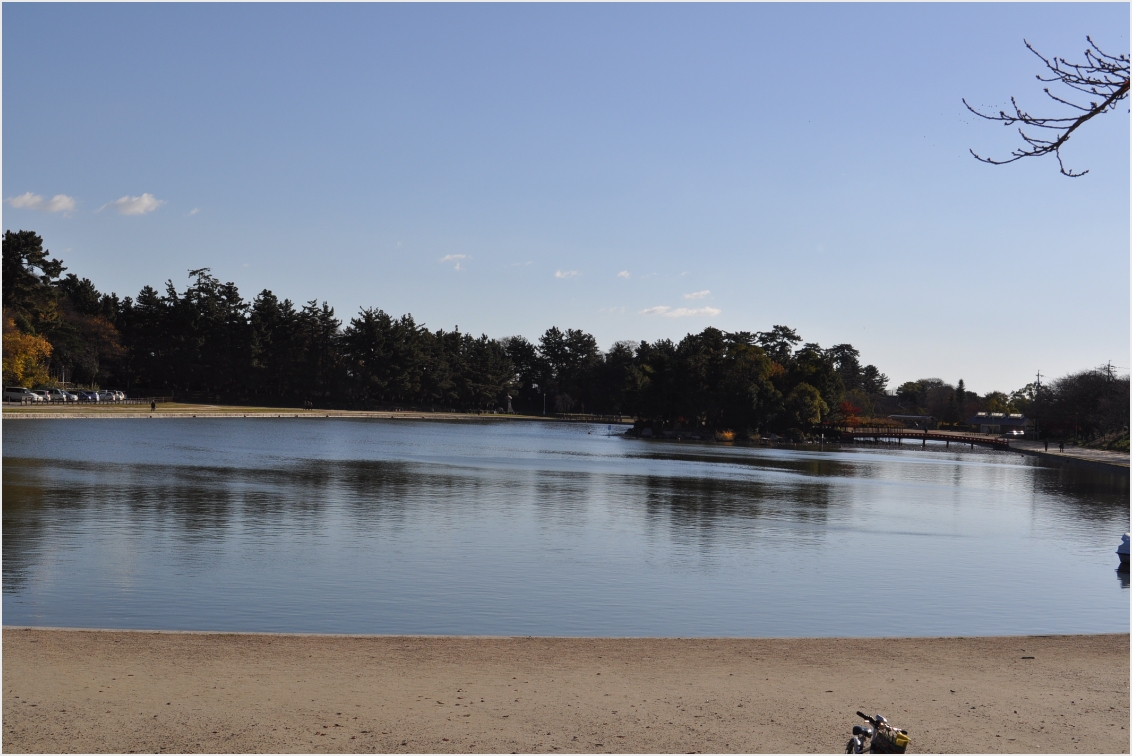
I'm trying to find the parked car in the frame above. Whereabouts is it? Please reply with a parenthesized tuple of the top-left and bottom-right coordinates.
(110, 390, 127, 401)
(47, 389, 79, 402)
(98, 390, 121, 403)
(32, 390, 52, 401)
(4, 386, 42, 402)
(76, 391, 100, 402)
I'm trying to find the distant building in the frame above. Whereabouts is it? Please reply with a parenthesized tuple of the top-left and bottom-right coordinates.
(888, 414, 937, 430)
(968, 412, 1030, 435)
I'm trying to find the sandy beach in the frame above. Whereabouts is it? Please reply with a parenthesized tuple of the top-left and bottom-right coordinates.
(3, 629, 1127, 753)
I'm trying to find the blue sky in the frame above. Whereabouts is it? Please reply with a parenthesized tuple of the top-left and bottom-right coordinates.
(4, 3, 1128, 394)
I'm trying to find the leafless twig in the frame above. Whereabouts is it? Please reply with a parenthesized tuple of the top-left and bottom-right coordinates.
(964, 37, 1129, 177)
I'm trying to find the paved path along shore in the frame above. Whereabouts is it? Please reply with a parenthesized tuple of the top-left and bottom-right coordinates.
(1, 404, 632, 424)
(1007, 438, 1130, 471)
(4, 629, 1128, 753)
(1, 404, 530, 421)
(842, 428, 1130, 474)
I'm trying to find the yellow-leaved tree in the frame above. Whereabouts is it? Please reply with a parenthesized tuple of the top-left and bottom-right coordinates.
(2, 309, 53, 387)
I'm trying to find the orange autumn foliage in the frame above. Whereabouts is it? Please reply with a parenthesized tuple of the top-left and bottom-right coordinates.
(2, 310, 53, 387)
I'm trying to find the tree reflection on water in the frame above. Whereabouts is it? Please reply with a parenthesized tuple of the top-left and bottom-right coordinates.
(3, 419, 1128, 635)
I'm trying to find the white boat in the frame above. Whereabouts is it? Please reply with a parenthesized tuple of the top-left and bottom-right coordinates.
(1118, 533, 1130, 569)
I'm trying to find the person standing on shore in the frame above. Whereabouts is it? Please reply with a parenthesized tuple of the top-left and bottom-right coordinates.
(150, 400, 156, 412)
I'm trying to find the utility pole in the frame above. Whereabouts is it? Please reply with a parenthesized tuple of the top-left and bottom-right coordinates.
(1034, 370, 1042, 440)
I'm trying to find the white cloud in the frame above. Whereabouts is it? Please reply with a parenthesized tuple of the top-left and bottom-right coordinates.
(555, 270, 580, 279)
(105, 193, 165, 215)
(7, 192, 43, 209)
(617, 270, 631, 279)
(189, 208, 200, 216)
(440, 254, 468, 271)
(46, 195, 76, 212)
(683, 290, 710, 300)
(6, 192, 76, 213)
(640, 305, 721, 318)
(670, 306, 721, 317)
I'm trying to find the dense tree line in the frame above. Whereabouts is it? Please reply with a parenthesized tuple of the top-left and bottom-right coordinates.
(894, 371, 1130, 447)
(4, 230, 1126, 443)
(501, 324, 891, 437)
(1035, 368, 1130, 446)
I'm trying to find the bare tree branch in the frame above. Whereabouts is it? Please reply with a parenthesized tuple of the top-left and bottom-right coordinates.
(964, 36, 1129, 177)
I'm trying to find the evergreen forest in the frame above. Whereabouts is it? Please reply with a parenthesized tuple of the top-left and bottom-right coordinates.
(3, 230, 1127, 445)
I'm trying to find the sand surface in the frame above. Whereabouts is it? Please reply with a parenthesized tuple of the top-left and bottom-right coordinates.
(3, 629, 1127, 754)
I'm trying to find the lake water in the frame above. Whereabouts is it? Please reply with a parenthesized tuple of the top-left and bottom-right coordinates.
(3, 418, 1128, 637)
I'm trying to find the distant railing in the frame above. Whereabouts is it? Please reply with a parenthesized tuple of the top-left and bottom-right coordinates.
(3, 396, 173, 406)
(556, 413, 632, 424)
(837, 427, 1013, 449)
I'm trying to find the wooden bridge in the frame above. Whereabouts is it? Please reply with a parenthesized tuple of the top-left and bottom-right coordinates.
(556, 413, 633, 424)
(835, 428, 1013, 450)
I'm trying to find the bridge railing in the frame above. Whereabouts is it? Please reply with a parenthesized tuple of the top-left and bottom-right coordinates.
(836, 427, 1012, 448)
(556, 413, 631, 424)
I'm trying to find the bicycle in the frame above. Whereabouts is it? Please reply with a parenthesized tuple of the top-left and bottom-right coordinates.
(845, 711, 910, 754)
